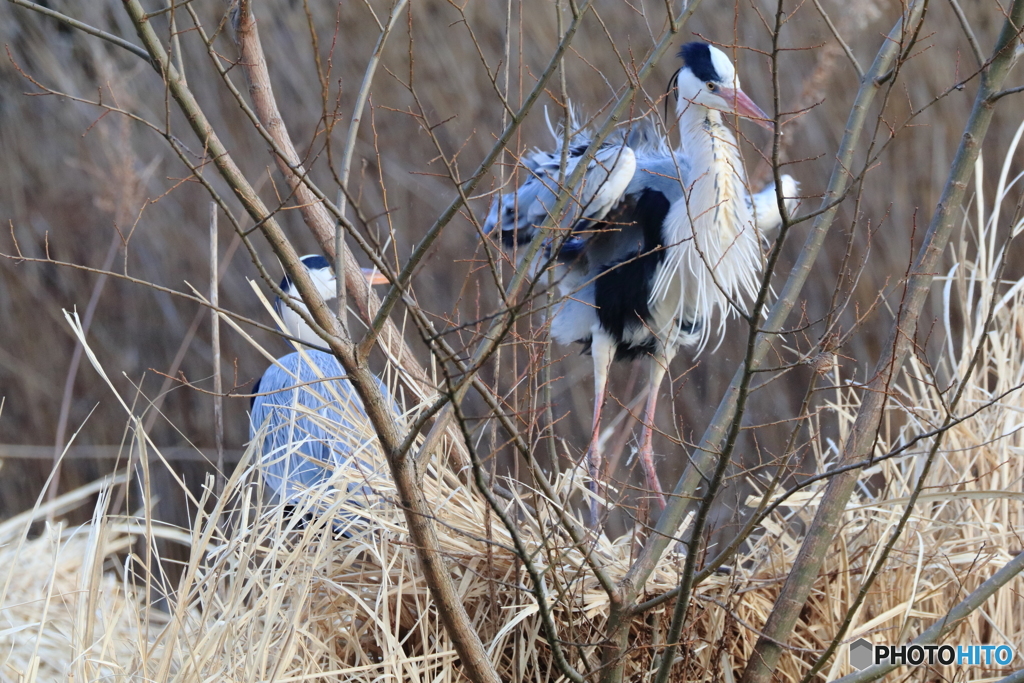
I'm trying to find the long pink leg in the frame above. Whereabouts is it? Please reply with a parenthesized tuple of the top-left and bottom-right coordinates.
(637, 345, 675, 509)
(585, 333, 616, 526)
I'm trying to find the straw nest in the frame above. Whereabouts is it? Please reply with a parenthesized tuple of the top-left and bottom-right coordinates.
(4, 320, 1022, 681)
(3, 161, 1024, 682)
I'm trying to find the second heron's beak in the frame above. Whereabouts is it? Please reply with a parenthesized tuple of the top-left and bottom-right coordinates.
(361, 267, 389, 285)
(720, 87, 774, 131)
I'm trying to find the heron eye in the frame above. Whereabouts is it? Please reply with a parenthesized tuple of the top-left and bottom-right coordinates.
(706, 82, 717, 92)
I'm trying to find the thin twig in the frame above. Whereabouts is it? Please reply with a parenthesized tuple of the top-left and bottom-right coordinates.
(210, 203, 225, 495)
(798, 216, 1019, 683)
(740, 3, 1024, 680)
(451, 397, 585, 683)
(832, 548, 1024, 683)
(988, 83, 1024, 103)
(811, 0, 864, 79)
(947, 0, 985, 67)
(620, 1, 927, 619)
(47, 232, 120, 511)
(335, 0, 407, 338)
(5, 0, 154, 66)
(0, 254, 307, 346)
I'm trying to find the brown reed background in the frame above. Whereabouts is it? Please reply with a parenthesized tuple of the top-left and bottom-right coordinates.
(0, 0, 1020, 537)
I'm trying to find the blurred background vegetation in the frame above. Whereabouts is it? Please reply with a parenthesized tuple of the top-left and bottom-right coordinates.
(0, 0, 1020, 539)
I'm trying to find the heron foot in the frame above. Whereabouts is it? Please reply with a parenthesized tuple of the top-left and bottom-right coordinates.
(638, 440, 667, 511)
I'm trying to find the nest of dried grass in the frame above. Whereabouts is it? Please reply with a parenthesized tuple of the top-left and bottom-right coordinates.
(3, 153, 1024, 682)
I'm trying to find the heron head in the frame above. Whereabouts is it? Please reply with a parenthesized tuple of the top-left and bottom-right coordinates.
(278, 254, 337, 303)
(673, 42, 773, 130)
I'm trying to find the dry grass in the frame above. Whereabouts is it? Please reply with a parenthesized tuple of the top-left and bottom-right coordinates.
(3, 153, 1023, 681)
(2, 1, 1024, 680)
(0, 0, 1016, 519)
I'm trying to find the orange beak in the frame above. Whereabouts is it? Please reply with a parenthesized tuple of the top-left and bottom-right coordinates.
(720, 86, 774, 131)
(361, 267, 389, 285)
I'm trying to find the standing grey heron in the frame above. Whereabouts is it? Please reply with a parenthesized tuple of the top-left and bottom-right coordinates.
(485, 42, 799, 515)
(250, 255, 396, 532)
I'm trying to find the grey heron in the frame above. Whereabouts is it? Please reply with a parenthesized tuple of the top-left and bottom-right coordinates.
(275, 254, 387, 348)
(485, 42, 799, 516)
(250, 255, 396, 532)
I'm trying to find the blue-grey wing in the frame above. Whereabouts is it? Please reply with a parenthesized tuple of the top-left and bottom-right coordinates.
(483, 141, 636, 252)
(627, 153, 688, 203)
(250, 350, 398, 507)
(484, 178, 548, 248)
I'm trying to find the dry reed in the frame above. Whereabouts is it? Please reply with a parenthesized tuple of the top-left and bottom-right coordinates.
(1, 2, 1023, 680)
(3, 145, 1023, 679)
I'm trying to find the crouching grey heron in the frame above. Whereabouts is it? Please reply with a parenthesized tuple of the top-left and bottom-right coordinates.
(250, 254, 396, 533)
(275, 254, 387, 348)
(485, 42, 799, 518)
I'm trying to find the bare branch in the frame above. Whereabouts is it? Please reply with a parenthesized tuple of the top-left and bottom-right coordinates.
(988, 83, 1024, 103)
(334, 0, 408, 325)
(811, 0, 864, 79)
(6, 0, 154, 66)
(451, 398, 585, 683)
(798, 222, 1019, 683)
(947, 0, 986, 67)
(833, 548, 1024, 683)
(621, 0, 928, 620)
(741, 3, 1024, 681)
(225, 4, 501, 678)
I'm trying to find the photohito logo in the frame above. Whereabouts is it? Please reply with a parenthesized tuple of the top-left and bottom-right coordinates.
(849, 639, 1015, 670)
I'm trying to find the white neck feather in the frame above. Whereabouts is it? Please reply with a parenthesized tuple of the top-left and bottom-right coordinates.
(651, 102, 764, 351)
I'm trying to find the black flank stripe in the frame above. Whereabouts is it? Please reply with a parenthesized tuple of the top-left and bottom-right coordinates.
(592, 188, 671, 356)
